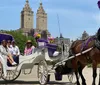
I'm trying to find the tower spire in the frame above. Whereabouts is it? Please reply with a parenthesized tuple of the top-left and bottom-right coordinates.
(26, 0, 29, 3)
(24, 0, 30, 9)
(39, 0, 42, 6)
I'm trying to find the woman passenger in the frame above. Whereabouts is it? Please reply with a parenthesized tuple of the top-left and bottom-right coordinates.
(24, 40, 35, 56)
(0, 40, 17, 65)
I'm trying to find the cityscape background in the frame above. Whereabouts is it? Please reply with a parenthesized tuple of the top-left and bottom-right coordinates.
(0, 0, 99, 40)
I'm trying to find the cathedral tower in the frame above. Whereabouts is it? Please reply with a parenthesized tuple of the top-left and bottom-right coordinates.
(36, 2, 47, 32)
(20, 0, 34, 34)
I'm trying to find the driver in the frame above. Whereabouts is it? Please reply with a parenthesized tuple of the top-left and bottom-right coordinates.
(0, 40, 17, 65)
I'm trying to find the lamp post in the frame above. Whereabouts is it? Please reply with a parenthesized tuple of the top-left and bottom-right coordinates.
(98, 0, 100, 9)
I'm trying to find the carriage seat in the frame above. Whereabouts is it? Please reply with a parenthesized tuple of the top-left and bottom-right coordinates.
(46, 43, 60, 57)
(37, 39, 60, 57)
(37, 39, 48, 48)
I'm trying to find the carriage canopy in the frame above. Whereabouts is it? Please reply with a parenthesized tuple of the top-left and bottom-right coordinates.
(0, 33, 14, 43)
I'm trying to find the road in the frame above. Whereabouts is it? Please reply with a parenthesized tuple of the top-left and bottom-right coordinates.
(0, 66, 100, 85)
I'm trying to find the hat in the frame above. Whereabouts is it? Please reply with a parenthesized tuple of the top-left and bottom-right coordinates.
(26, 40, 32, 44)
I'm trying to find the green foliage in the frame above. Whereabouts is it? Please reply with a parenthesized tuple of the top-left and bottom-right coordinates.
(3, 30, 36, 53)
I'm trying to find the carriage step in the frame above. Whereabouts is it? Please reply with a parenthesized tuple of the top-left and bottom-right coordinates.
(7, 67, 16, 70)
(48, 70, 55, 73)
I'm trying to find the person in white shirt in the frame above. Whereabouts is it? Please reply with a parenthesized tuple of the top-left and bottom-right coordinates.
(11, 40, 20, 64)
(7, 40, 13, 54)
(0, 40, 17, 66)
(11, 40, 20, 56)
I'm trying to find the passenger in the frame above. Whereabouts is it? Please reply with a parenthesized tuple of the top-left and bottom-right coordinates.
(11, 40, 20, 57)
(7, 40, 12, 54)
(11, 40, 20, 64)
(0, 40, 17, 65)
(24, 40, 35, 56)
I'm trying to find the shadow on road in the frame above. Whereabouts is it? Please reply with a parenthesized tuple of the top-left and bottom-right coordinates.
(0, 80, 75, 85)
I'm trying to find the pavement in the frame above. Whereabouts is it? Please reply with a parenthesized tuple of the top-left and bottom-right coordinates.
(0, 66, 100, 85)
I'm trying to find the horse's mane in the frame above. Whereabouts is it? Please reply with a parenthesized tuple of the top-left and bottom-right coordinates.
(71, 40, 84, 49)
(71, 35, 96, 49)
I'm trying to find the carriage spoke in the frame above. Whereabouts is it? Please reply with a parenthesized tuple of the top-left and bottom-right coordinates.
(1, 69, 21, 81)
(38, 60, 48, 85)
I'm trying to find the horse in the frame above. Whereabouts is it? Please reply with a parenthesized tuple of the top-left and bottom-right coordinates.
(69, 28, 100, 85)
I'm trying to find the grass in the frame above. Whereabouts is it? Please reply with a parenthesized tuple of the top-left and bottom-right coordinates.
(87, 64, 100, 68)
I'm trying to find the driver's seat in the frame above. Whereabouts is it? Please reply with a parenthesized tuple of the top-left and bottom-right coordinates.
(46, 43, 60, 57)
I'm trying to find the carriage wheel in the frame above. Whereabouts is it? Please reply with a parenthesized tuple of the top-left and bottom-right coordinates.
(0, 63, 3, 78)
(38, 60, 48, 85)
(1, 69, 21, 81)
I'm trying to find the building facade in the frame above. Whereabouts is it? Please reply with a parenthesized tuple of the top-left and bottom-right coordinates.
(20, 0, 50, 36)
(82, 31, 89, 40)
(54, 34, 71, 47)
(55, 37, 70, 46)
(20, 0, 33, 35)
(36, 3, 47, 32)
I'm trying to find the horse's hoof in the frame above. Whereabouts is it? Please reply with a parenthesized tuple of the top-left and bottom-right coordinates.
(82, 83, 86, 85)
(92, 83, 95, 85)
(77, 82, 80, 85)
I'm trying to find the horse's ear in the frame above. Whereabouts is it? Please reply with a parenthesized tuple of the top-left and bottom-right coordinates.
(98, 28, 100, 32)
(96, 28, 100, 41)
(97, 28, 100, 35)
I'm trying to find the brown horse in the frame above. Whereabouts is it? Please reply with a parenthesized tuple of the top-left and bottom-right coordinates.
(69, 28, 100, 85)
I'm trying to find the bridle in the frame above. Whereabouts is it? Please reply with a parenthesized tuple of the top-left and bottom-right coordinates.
(94, 35, 100, 50)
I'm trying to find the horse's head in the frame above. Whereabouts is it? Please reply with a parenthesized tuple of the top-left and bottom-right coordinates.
(95, 28, 100, 50)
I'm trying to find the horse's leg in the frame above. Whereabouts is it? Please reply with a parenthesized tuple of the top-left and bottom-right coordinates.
(75, 71, 80, 85)
(78, 64, 86, 85)
(72, 59, 80, 85)
(92, 61, 97, 85)
(98, 69, 100, 85)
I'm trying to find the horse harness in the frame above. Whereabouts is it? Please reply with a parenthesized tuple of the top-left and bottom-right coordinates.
(69, 35, 100, 61)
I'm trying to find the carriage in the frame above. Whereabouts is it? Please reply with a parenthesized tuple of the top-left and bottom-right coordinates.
(0, 33, 76, 85)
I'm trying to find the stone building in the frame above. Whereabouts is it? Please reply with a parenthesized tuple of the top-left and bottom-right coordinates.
(82, 31, 89, 40)
(54, 34, 70, 54)
(20, 0, 50, 36)
(36, 3, 47, 32)
(54, 34, 71, 46)
(20, 0, 33, 35)
(36, 2, 50, 36)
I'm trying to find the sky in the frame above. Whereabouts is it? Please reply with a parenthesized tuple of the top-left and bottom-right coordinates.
(0, 0, 100, 40)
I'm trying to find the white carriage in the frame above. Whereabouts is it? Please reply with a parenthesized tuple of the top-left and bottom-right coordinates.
(0, 33, 75, 85)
